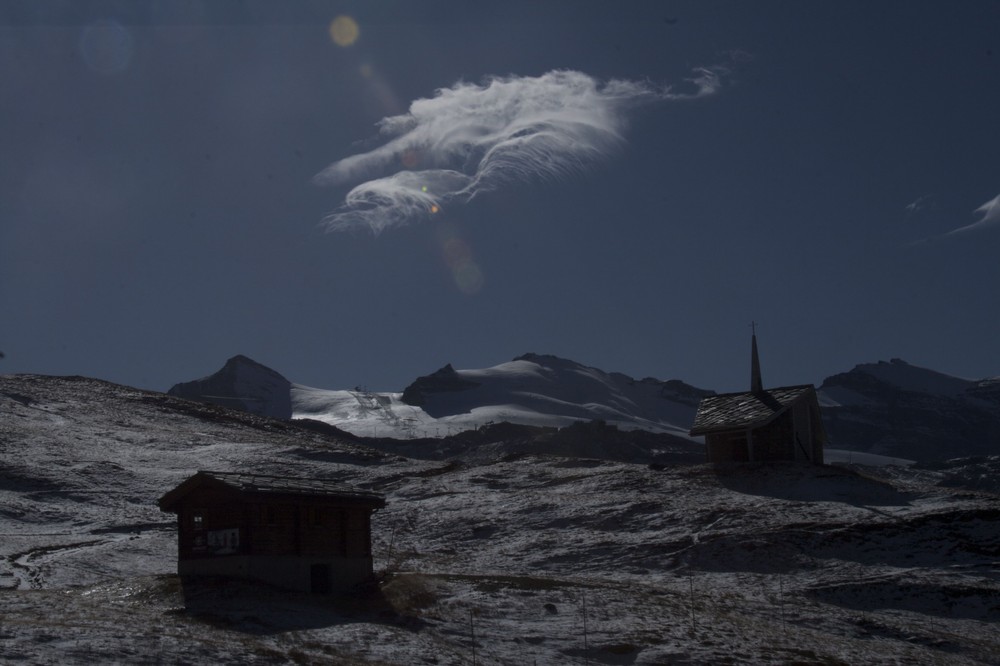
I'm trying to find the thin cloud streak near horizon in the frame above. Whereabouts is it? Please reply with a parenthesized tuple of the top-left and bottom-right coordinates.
(315, 68, 727, 234)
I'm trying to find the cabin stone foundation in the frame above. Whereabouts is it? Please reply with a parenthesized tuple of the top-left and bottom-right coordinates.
(178, 555, 374, 593)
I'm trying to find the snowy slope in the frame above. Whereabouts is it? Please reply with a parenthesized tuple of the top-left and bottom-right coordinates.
(2, 373, 1000, 664)
(822, 448, 915, 466)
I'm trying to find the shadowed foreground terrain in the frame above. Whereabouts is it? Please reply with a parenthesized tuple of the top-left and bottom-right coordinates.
(2, 374, 998, 664)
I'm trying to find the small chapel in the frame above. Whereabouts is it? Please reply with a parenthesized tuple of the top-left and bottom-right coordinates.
(689, 329, 826, 464)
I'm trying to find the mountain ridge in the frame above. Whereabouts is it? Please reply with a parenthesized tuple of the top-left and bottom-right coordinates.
(166, 353, 1000, 462)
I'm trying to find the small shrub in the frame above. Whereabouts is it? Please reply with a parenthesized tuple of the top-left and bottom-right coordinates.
(381, 574, 437, 614)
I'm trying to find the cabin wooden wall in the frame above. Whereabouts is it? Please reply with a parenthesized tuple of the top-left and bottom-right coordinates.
(296, 505, 372, 558)
(176, 489, 374, 561)
(177, 486, 245, 559)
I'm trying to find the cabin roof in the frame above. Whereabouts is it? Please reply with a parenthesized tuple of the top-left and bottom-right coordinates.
(689, 384, 815, 435)
(158, 470, 385, 513)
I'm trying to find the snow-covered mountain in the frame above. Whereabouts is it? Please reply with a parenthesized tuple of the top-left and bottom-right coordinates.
(171, 354, 1000, 462)
(2, 372, 999, 664)
(172, 353, 713, 441)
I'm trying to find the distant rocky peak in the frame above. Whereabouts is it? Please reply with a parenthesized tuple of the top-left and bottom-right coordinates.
(513, 352, 554, 362)
(226, 353, 262, 366)
(513, 352, 579, 368)
(168, 355, 291, 419)
(847, 358, 973, 397)
(222, 354, 285, 376)
(400, 363, 479, 406)
(658, 379, 716, 407)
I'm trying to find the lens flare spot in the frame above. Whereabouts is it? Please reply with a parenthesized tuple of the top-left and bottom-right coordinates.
(454, 263, 484, 294)
(430, 204, 440, 214)
(436, 225, 483, 294)
(443, 238, 471, 266)
(79, 20, 133, 75)
(329, 15, 360, 47)
(400, 149, 420, 169)
(421, 186, 428, 192)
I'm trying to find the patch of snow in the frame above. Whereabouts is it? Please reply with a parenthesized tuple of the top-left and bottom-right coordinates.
(817, 385, 873, 407)
(824, 448, 915, 467)
(291, 353, 702, 441)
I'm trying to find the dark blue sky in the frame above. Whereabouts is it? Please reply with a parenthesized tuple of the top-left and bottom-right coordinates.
(2, 1, 998, 393)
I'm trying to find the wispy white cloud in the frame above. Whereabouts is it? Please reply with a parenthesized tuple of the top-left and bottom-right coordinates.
(904, 195, 932, 215)
(316, 68, 729, 233)
(945, 193, 1000, 237)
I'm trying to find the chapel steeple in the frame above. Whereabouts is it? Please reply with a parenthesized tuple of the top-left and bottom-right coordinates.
(750, 322, 763, 393)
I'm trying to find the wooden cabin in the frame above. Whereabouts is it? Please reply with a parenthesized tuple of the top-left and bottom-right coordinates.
(158, 471, 386, 593)
(689, 331, 826, 464)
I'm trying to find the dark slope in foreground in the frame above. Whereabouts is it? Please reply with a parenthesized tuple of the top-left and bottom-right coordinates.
(2, 373, 999, 664)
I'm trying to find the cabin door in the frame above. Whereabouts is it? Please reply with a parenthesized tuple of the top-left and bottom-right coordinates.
(310, 563, 332, 594)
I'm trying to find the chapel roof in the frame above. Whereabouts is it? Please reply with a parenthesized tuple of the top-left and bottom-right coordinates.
(688, 385, 816, 436)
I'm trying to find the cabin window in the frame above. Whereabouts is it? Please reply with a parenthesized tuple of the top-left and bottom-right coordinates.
(191, 510, 206, 551)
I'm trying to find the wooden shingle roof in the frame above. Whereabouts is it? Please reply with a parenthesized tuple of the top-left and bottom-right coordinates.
(158, 470, 385, 512)
(688, 385, 815, 436)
